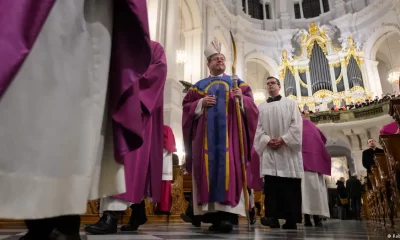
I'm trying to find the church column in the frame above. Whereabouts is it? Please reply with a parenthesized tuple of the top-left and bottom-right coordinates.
(364, 59, 382, 97)
(245, 0, 249, 14)
(341, 60, 350, 92)
(279, 0, 291, 29)
(270, 0, 276, 19)
(305, 68, 312, 96)
(319, 0, 324, 13)
(184, 28, 203, 84)
(329, 64, 338, 92)
(236, 38, 245, 80)
(294, 70, 302, 100)
(299, 0, 304, 19)
(351, 150, 366, 177)
(164, 0, 179, 80)
(359, 59, 370, 92)
(262, 0, 267, 19)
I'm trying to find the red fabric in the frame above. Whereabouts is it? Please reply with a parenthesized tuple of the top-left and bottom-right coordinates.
(164, 125, 176, 153)
(156, 180, 172, 212)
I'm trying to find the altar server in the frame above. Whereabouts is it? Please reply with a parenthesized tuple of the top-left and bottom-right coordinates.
(155, 125, 177, 214)
(301, 116, 331, 227)
(255, 76, 303, 230)
(182, 38, 258, 233)
(0, 1, 151, 239)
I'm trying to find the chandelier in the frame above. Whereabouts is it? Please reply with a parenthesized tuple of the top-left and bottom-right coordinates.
(253, 90, 266, 105)
(176, 49, 188, 65)
(388, 70, 400, 84)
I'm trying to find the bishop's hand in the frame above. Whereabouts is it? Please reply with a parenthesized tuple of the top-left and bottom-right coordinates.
(202, 95, 217, 108)
(233, 87, 242, 99)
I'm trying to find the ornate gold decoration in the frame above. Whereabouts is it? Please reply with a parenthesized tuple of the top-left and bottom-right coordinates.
(335, 67, 343, 84)
(344, 36, 362, 67)
(86, 200, 100, 214)
(170, 168, 189, 215)
(329, 62, 341, 68)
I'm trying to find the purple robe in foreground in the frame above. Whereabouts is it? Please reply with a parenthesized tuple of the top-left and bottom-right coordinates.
(182, 79, 258, 206)
(0, 0, 152, 155)
(110, 0, 152, 162)
(302, 117, 331, 175)
(114, 41, 167, 204)
(0, 0, 56, 97)
(380, 121, 399, 135)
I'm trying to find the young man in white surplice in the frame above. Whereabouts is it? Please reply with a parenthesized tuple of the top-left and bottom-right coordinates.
(254, 76, 303, 230)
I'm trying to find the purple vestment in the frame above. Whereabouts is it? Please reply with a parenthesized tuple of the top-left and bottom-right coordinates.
(0, 0, 56, 97)
(0, 0, 159, 204)
(0, 0, 151, 154)
(182, 78, 258, 206)
(302, 117, 331, 175)
(380, 121, 399, 135)
(114, 41, 167, 204)
(246, 149, 263, 191)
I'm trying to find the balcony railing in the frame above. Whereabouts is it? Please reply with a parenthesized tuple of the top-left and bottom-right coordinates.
(306, 102, 390, 124)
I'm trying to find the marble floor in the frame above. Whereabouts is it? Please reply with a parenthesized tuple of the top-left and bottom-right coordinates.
(0, 219, 396, 239)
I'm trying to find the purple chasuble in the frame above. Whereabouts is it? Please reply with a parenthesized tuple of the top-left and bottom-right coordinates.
(0, 0, 152, 159)
(110, 0, 152, 162)
(182, 77, 258, 206)
(302, 117, 331, 175)
(0, 0, 56, 97)
(380, 121, 399, 135)
(114, 41, 167, 204)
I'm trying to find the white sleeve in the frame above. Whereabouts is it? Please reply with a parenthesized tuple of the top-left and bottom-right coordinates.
(281, 102, 303, 152)
(194, 99, 204, 119)
(254, 110, 271, 155)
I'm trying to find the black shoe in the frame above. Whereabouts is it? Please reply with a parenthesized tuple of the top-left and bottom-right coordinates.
(249, 209, 256, 225)
(304, 221, 312, 227)
(120, 201, 148, 232)
(282, 221, 297, 230)
(192, 216, 201, 227)
(261, 217, 280, 228)
(84, 212, 118, 235)
(180, 213, 193, 223)
(314, 221, 323, 227)
(219, 220, 233, 233)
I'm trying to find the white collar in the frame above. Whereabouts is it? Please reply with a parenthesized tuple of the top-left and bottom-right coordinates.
(210, 74, 224, 77)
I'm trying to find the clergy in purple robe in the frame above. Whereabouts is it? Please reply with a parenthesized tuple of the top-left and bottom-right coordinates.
(85, 40, 167, 235)
(0, 0, 151, 239)
(182, 38, 259, 233)
(301, 117, 331, 227)
(380, 121, 399, 135)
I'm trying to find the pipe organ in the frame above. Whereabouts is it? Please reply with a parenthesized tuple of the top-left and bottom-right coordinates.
(280, 23, 372, 111)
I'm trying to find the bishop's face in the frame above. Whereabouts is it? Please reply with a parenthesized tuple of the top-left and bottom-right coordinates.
(207, 54, 226, 75)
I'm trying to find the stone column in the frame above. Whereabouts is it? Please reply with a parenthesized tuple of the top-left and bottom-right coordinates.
(184, 28, 203, 84)
(164, 0, 179, 80)
(334, 0, 346, 18)
(352, 150, 366, 177)
(360, 60, 370, 92)
(341, 60, 350, 92)
(204, 0, 215, 76)
(329, 64, 338, 92)
(270, 0, 276, 19)
(262, 0, 267, 19)
(245, 0, 249, 14)
(236, 39, 245, 80)
(279, 0, 291, 29)
(299, 0, 304, 19)
(319, 0, 324, 14)
(305, 69, 312, 96)
(364, 59, 382, 97)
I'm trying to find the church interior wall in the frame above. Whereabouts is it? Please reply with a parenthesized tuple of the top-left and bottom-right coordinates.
(147, 0, 400, 176)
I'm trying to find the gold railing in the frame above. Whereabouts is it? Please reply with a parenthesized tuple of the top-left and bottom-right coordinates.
(306, 102, 390, 124)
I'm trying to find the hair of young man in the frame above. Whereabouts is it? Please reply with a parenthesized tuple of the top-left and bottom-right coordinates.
(266, 76, 281, 87)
